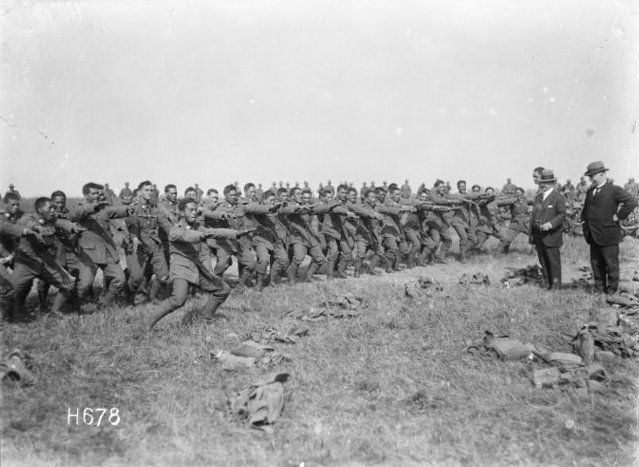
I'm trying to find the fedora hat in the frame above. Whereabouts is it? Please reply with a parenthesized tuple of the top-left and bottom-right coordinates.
(584, 161, 609, 177)
(539, 169, 557, 184)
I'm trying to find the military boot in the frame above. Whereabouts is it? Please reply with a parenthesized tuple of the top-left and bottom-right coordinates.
(353, 259, 362, 278)
(305, 263, 320, 282)
(145, 301, 175, 331)
(286, 263, 299, 285)
(368, 255, 381, 275)
(325, 260, 335, 280)
(459, 244, 468, 264)
(255, 273, 265, 292)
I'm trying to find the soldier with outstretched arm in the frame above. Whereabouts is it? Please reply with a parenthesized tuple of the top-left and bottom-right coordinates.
(144, 198, 254, 330)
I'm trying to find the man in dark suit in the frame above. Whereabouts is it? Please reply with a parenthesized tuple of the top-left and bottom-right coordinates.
(581, 161, 638, 294)
(530, 169, 566, 290)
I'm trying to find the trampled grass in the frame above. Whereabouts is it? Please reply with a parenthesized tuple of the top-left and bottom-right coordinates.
(1, 237, 638, 465)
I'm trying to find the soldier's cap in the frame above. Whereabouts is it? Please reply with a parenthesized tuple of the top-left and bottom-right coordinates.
(584, 161, 609, 177)
(539, 169, 557, 184)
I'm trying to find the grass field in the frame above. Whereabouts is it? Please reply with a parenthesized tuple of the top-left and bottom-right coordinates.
(1, 235, 638, 466)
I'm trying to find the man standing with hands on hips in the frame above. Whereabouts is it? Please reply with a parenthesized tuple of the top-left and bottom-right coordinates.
(530, 169, 566, 290)
(581, 161, 637, 294)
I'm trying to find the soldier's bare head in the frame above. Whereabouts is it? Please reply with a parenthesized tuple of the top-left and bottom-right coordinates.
(184, 187, 198, 201)
(243, 183, 256, 198)
(82, 182, 103, 203)
(434, 180, 446, 195)
(51, 191, 66, 211)
(223, 184, 239, 204)
(457, 180, 467, 194)
(347, 188, 358, 203)
(164, 184, 178, 202)
(515, 187, 524, 195)
(301, 189, 313, 204)
(290, 187, 302, 203)
(263, 190, 276, 204)
(321, 188, 333, 202)
(389, 186, 401, 202)
(179, 199, 199, 223)
(276, 187, 289, 202)
(3, 192, 20, 214)
(418, 189, 429, 202)
(138, 180, 154, 202)
(485, 187, 495, 195)
(472, 185, 481, 194)
(35, 197, 55, 222)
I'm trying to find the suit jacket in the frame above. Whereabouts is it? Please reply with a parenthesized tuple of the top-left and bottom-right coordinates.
(581, 181, 638, 246)
(529, 188, 566, 247)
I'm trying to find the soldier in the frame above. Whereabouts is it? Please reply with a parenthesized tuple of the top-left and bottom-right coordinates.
(159, 184, 180, 263)
(250, 189, 288, 290)
(194, 183, 204, 202)
(449, 180, 478, 263)
(36, 191, 83, 310)
(119, 182, 133, 203)
(353, 188, 385, 277)
(317, 185, 358, 280)
(0, 205, 35, 319)
(5, 183, 22, 201)
(1, 192, 23, 262)
(72, 182, 133, 307)
(379, 184, 416, 272)
(530, 169, 566, 290)
(429, 180, 461, 263)
(278, 187, 332, 284)
(624, 177, 639, 198)
(144, 198, 253, 330)
(103, 183, 116, 204)
(205, 189, 219, 207)
(202, 184, 258, 292)
(255, 183, 264, 203)
(472, 190, 501, 251)
(497, 187, 531, 253)
(125, 181, 172, 304)
(11, 198, 82, 319)
(400, 179, 412, 198)
(184, 187, 198, 201)
(502, 178, 516, 194)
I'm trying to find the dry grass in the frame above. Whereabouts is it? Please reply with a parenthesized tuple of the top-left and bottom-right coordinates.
(1, 236, 638, 466)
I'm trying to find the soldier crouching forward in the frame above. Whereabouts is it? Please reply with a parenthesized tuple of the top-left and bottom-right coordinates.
(144, 198, 254, 331)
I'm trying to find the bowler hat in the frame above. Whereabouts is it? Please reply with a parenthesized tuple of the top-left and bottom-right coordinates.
(584, 161, 609, 177)
(539, 169, 556, 184)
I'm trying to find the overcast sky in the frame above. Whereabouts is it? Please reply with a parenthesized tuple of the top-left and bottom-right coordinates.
(1, 0, 638, 197)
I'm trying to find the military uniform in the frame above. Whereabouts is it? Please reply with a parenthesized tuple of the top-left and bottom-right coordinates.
(353, 201, 385, 277)
(244, 201, 288, 289)
(279, 201, 332, 283)
(320, 199, 363, 279)
(497, 195, 531, 253)
(202, 198, 261, 289)
(378, 199, 413, 271)
(158, 198, 180, 262)
(11, 214, 77, 317)
(71, 202, 130, 306)
(125, 202, 172, 302)
(145, 221, 238, 329)
(0, 217, 25, 318)
(36, 207, 82, 309)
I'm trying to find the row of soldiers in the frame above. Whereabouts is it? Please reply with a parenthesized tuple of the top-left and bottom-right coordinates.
(0, 178, 538, 325)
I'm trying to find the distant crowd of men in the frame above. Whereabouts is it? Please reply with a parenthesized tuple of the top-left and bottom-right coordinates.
(1, 164, 637, 328)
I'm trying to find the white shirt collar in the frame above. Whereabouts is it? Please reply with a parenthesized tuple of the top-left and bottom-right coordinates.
(541, 187, 554, 201)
